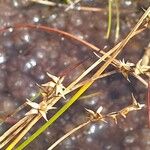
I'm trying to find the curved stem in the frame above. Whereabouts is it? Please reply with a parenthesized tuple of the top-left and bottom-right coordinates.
(48, 121, 90, 150)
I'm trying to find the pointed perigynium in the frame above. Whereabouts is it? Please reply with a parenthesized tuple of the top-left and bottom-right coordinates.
(119, 94, 145, 118)
(42, 73, 66, 99)
(25, 73, 66, 121)
(107, 112, 118, 124)
(36, 83, 54, 102)
(85, 94, 145, 124)
(85, 106, 107, 122)
(118, 59, 135, 81)
(134, 59, 150, 76)
(25, 99, 56, 121)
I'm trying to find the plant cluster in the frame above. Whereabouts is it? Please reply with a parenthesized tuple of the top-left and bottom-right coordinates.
(0, 1, 150, 150)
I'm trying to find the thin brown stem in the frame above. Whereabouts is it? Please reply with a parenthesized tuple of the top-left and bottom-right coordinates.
(0, 116, 33, 149)
(48, 121, 90, 150)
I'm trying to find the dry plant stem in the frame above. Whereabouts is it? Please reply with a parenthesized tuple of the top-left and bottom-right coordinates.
(67, 54, 116, 89)
(48, 96, 145, 150)
(1, 28, 147, 149)
(132, 72, 148, 87)
(0, 23, 100, 52)
(0, 92, 40, 126)
(6, 115, 41, 150)
(141, 43, 150, 77)
(71, 29, 148, 88)
(31, 0, 132, 13)
(105, 0, 112, 39)
(99, 29, 148, 86)
(93, 23, 145, 80)
(141, 43, 150, 66)
(47, 9, 150, 149)
(0, 70, 115, 130)
(31, 0, 57, 6)
(115, 0, 120, 41)
(47, 71, 117, 106)
(0, 117, 33, 149)
(0, 24, 147, 87)
(31, 0, 105, 12)
(0, 58, 87, 125)
(2, 7, 149, 148)
(76, 6, 105, 12)
(106, 7, 150, 66)
(46, 42, 123, 107)
(0, 116, 29, 142)
(48, 121, 90, 150)
(117, 7, 150, 50)
(65, 0, 81, 11)
(9, 53, 119, 148)
(3, 72, 114, 150)
(76, 6, 132, 13)
(148, 80, 150, 127)
(101, 51, 148, 87)
(13, 16, 150, 147)
(68, 28, 145, 90)
(9, 8, 149, 149)
(71, 70, 117, 91)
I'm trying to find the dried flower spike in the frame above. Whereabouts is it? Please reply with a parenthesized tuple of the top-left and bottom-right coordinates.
(25, 99, 56, 121)
(107, 112, 118, 124)
(119, 94, 145, 118)
(134, 59, 150, 75)
(119, 59, 135, 81)
(42, 73, 66, 99)
(85, 106, 107, 122)
(119, 59, 135, 70)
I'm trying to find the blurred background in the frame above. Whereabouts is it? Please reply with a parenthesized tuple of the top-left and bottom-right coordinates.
(0, 0, 150, 149)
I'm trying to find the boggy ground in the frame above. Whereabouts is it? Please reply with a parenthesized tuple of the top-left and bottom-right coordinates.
(0, 0, 150, 150)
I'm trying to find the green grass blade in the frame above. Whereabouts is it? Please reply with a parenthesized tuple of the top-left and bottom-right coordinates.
(16, 81, 92, 150)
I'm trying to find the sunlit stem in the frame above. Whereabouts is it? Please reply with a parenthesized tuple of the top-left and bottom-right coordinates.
(115, 0, 120, 41)
(105, 0, 113, 39)
(48, 121, 90, 150)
